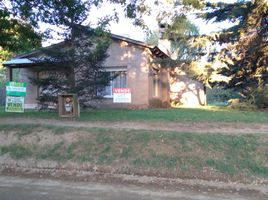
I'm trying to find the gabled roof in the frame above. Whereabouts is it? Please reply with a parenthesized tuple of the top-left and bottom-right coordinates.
(2, 33, 168, 67)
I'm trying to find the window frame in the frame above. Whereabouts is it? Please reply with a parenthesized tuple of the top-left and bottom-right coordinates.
(152, 71, 160, 98)
(102, 67, 127, 98)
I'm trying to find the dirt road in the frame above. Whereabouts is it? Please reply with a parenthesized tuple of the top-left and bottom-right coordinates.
(1, 118, 268, 135)
(0, 175, 267, 200)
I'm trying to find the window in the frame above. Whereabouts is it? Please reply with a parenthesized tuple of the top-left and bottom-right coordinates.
(153, 73, 159, 97)
(102, 71, 127, 97)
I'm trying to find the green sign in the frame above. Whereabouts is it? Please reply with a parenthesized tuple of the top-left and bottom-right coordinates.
(6, 81, 27, 97)
(5, 96, 24, 113)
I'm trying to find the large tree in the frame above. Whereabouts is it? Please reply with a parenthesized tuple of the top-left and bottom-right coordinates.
(0, 2, 42, 57)
(201, 0, 268, 107)
(30, 26, 111, 107)
(1, 0, 113, 107)
(0, 1, 42, 89)
(0, 4, 42, 79)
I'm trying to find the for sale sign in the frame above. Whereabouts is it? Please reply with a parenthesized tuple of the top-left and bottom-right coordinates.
(5, 81, 26, 113)
(113, 88, 131, 103)
(6, 81, 27, 97)
(5, 96, 25, 113)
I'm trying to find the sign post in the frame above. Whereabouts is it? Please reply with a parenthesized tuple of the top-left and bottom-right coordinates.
(5, 81, 27, 113)
(113, 88, 131, 103)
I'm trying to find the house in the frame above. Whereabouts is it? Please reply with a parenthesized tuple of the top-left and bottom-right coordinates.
(3, 33, 206, 109)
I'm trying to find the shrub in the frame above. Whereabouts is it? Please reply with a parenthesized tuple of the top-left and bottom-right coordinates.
(227, 99, 257, 111)
(207, 87, 240, 105)
(149, 98, 170, 108)
(251, 84, 268, 108)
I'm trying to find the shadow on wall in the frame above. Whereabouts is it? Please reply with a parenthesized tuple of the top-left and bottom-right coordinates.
(170, 68, 205, 107)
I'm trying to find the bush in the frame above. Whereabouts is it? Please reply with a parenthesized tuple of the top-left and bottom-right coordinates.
(251, 84, 268, 108)
(149, 98, 170, 108)
(227, 99, 257, 111)
(207, 87, 240, 105)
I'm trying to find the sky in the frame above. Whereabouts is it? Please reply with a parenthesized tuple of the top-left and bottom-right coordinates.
(41, 0, 238, 47)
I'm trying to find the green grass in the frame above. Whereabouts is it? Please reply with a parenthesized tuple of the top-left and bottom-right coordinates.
(1, 106, 268, 123)
(0, 124, 75, 136)
(80, 108, 268, 123)
(0, 144, 32, 159)
(1, 125, 268, 180)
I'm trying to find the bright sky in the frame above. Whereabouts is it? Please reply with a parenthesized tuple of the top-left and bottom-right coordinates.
(41, 0, 238, 47)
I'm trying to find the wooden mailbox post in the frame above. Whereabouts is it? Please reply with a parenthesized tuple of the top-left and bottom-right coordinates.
(58, 94, 79, 117)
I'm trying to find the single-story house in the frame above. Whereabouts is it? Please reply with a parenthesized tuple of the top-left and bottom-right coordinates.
(3, 33, 206, 109)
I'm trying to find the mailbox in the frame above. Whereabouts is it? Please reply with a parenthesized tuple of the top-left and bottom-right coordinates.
(58, 94, 79, 117)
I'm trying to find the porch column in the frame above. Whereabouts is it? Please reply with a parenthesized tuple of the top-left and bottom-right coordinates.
(5, 67, 12, 81)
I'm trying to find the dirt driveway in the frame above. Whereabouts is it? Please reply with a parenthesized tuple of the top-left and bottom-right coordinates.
(0, 117, 268, 135)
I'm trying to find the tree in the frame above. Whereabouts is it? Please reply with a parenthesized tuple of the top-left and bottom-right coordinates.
(162, 15, 200, 60)
(0, 1, 42, 97)
(201, 0, 268, 107)
(3, 1, 113, 107)
(0, 3, 42, 55)
(30, 26, 112, 107)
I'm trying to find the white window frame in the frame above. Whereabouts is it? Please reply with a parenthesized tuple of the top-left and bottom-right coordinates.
(102, 67, 127, 98)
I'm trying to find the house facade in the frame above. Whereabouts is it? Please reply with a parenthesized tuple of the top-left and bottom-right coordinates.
(3, 34, 205, 109)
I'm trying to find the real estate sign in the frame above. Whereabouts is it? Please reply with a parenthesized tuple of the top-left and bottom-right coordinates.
(6, 81, 27, 97)
(113, 88, 131, 103)
(5, 81, 27, 113)
(5, 96, 25, 113)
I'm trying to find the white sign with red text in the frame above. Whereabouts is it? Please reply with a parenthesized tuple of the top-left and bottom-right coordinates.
(113, 88, 131, 103)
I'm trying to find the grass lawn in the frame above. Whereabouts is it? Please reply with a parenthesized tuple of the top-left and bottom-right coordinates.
(0, 124, 268, 182)
(0, 106, 268, 123)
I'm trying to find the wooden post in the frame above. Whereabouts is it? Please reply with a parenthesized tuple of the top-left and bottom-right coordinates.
(6, 67, 13, 81)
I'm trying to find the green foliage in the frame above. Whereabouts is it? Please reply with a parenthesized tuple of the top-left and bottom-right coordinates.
(0, 2, 42, 106)
(164, 16, 200, 60)
(207, 87, 240, 105)
(227, 98, 260, 111)
(248, 83, 268, 109)
(182, 0, 204, 9)
(0, 144, 32, 159)
(0, 8, 41, 56)
(6, 0, 89, 28)
(145, 31, 159, 46)
(163, 16, 199, 39)
(203, 0, 268, 108)
(29, 27, 111, 107)
(38, 141, 67, 161)
(7, 1, 112, 108)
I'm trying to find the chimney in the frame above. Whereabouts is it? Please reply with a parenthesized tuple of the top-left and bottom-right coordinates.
(158, 23, 172, 58)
